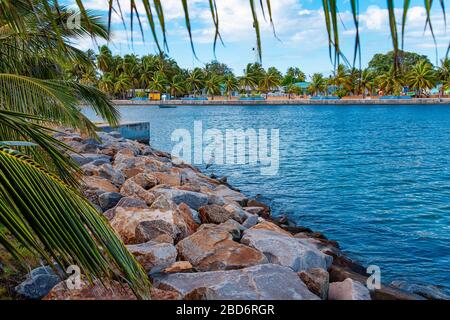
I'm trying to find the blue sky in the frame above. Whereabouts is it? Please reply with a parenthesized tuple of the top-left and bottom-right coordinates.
(71, 0, 449, 77)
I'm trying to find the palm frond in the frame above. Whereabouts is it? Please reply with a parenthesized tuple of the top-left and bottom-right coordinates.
(0, 74, 119, 134)
(0, 109, 80, 186)
(0, 145, 151, 299)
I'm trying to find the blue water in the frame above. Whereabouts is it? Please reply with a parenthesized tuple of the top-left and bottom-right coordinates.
(84, 104, 450, 292)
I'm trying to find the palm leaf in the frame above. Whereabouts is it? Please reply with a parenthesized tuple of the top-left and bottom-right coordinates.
(249, 0, 262, 62)
(181, 0, 198, 59)
(0, 145, 151, 299)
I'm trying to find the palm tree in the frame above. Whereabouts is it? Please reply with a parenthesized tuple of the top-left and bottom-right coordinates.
(285, 84, 300, 99)
(167, 75, 185, 98)
(437, 58, 450, 96)
(114, 73, 132, 99)
(98, 73, 116, 96)
(148, 72, 167, 94)
(223, 74, 238, 99)
(204, 75, 222, 100)
(406, 60, 436, 97)
(239, 68, 258, 95)
(308, 73, 326, 96)
(377, 67, 404, 96)
(0, 1, 150, 299)
(258, 69, 281, 97)
(359, 69, 374, 98)
(97, 46, 114, 74)
(332, 64, 352, 93)
(186, 68, 205, 97)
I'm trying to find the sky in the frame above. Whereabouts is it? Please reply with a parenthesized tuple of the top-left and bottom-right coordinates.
(70, 0, 449, 77)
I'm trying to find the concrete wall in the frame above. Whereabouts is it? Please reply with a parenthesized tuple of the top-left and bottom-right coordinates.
(97, 121, 150, 143)
(112, 98, 450, 106)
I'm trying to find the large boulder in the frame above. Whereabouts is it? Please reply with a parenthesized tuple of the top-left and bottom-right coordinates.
(110, 207, 183, 244)
(213, 185, 247, 205)
(15, 266, 62, 300)
(103, 196, 148, 220)
(176, 226, 267, 272)
(328, 278, 371, 300)
(127, 173, 158, 190)
(241, 228, 332, 272)
(126, 241, 177, 274)
(82, 176, 118, 193)
(153, 188, 208, 210)
(298, 268, 330, 300)
(153, 264, 319, 300)
(44, 280, 180, 300)
(98, 192, 123, 211)
(199, 204, 242, 224)
(71, 153, 111, 166)
(120, 180, 156, 205)
(97, 164, 126, 186)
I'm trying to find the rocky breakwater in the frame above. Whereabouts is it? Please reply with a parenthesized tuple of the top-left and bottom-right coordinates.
(32, 129, 438, 300)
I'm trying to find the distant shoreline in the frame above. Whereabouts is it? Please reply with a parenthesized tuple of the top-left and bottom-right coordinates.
(112, 98, 450, 106)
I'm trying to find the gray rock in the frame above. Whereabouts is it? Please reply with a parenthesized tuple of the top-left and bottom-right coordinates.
(15, 266, 62, 300)
(71, 153, 111, 166)
(153, 189, 208, 210)
(241, 229, 333, 272)
(213, 185, 247, 205)
(242, 215, 259, 229)
(126, 241, 177, 274)
(329, 278, 371, 300)
(98, 192, 123, 211)
(109, 131, 122, 138)
(98, 164, 126, 186)
(153, 264, 319, 300)
(390, 281, 450, 300)
(299, 268, 330, 300)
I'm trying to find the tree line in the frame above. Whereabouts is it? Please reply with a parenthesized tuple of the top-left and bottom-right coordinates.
(66, 46, 450, 100)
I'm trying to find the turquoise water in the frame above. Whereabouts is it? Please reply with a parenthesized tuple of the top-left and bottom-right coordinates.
(84, 104, 450, 292)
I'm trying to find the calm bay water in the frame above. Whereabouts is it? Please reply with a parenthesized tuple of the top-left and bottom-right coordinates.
(85, 104, 450, 292)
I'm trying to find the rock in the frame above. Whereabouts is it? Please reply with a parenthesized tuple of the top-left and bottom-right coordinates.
(111, 207, 179, 244)
(126, 241, 177, 274)
(97, 164, 126, 186)
(241, 229, 332, 272)
(163, 261, 194, 274)
(120, 180, 156, 205)
(247, 199, 271, 213)
(153, 264, 320, 300)
(390, 281, 450, 300)
(152, 172, 181, 186)
(213, 185, 247, 206)
(150, 194, 177, 210)
(98, 192, 123, 211)
(207, 194, 227, 206)
(298, 268, 329, 300)
(82, 176, 119, 193)
(153, 188, 208, 210)
(71, 153, 111, 166)
(223, 202, 252, 221)
(127, 173, 158, 190)
(249, 220, 293, 237)
(242, 215, 259, 229)
(103, 197, 148, 220)
(329, 278, 371, 300)
(176, 226, 267, 272)
(44, 280, 180, 300)
(328, 265, 425, 300)
(198, 220, 243, 241)
(199, 204, 241, 224)
(109, 131, 122, 138)
(177, 203, 200, 235)
(15, 266, 62, 300)
(244, 207, 265, 216)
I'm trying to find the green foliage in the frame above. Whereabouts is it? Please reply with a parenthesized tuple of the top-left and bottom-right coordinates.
(368, 51, 431, 76)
